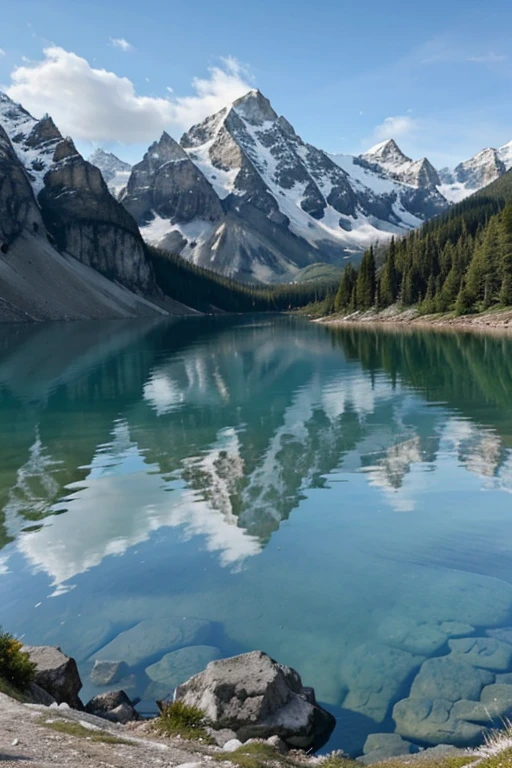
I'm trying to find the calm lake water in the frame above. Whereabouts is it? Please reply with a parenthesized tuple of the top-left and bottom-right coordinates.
(2, 316, 512, 755)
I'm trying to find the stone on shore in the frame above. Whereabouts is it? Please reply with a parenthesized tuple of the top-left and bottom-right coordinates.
(22, 645, 82, 708)
(174, 650, 335, 749)
(85, 690, 139, 723)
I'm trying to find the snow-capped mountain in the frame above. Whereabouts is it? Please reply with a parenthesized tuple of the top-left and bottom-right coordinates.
(121, 90, 449, 283)
(88, 148, 132, 198)
(0, 91, 171, 319)
(439, 141, 512, 202)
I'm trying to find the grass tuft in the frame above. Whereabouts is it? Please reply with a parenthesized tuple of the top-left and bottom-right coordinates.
(154, 700, 212, 742)
(41, 719, 130, 745)
(215, 742, 284, 768)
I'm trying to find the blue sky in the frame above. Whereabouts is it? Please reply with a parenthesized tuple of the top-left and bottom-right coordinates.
(1, 0, 511, 167)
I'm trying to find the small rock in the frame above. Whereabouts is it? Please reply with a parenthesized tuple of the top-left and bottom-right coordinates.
(11, 738, 19, 747)
(266, 735, 288, 754)
(223, 739, 243, 752)
(85, 690, 138, 723)
(205, 727, 238, 747)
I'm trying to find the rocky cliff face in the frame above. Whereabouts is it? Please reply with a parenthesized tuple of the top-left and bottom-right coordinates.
(0, 92, 155, 294)
(123, 90, 450, 283)
(0, 124, 44, 246)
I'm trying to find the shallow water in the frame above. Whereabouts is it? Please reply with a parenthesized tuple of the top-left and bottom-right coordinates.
(2, 316, 512, 755)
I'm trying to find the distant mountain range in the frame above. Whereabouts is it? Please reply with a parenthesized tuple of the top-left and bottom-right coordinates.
(88, 89, 512, 283)
(0, 84, 511, 317)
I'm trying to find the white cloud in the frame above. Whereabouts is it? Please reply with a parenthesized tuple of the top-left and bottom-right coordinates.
(0, 48, 5, 57)
(370, 114, 418, 142)
(467, 52, 507, 64)
(6, 47, 252, 143)
(109, 37, 133, 52)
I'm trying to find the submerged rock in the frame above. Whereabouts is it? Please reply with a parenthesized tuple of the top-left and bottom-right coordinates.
(376, 616, 448, 656)
(408, 656, 494, 702)
(22, 645, 82, 708)
(145, 645, 221, 700)
(359, 733, 420, 763)
(393, 696, 484, 746)
(174, 650, 335, 750)
(448, 637, 512, 671)
(340, 643, 424, 722)
(93, 617, 211, 667)
(90, 660, 129, 686)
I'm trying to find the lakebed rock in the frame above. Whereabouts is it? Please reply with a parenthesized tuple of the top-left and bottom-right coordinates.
(448, 637, 512, 671)
(145, 645, 221, 700)
(90, 660, 129, 686)
(360, 733, 420, 763)
(340, 643, 424, 722)
(174, 650, 335, 749)
(93, 617, 211, 667)
(22, 645, 82, 708)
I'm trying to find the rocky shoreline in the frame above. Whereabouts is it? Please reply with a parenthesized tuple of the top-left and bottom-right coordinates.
(316, 306, 512, 333)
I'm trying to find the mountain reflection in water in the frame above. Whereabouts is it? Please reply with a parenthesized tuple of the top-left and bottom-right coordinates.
(1, 317, 512, 755)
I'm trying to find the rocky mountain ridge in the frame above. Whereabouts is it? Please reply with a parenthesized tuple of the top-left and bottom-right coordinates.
(119, 90, 450, 283)
(0, 91, 155, 294)
(439, 140, 512, 202)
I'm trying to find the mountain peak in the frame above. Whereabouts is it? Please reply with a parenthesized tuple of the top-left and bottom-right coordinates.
(232, 89, 278, 125)
(361, 138, 411, 166)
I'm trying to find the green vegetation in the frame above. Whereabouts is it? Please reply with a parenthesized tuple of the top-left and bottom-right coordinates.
(215, 742, 294, 768)
(41, 718, 130, 745)
(0, 629, 36, 693)
(154, 700, 212, 741)
(323, 170, 512, 318)
(147, 246, 335, 313)
(295, 263, 345, 284)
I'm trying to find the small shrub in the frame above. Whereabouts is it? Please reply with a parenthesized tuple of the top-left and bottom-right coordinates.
(0, 629, 36, 692)
(154, 700, 212, 741)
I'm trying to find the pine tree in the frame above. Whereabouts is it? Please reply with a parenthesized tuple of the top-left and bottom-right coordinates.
(356, 247, 376, 310)
(334, 263, 357, 312)
(499, 204, 512, 305)
(379, 237, 399, 307)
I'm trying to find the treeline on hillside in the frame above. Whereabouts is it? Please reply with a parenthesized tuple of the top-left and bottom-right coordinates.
(147, 246, 333, 313)
(323, 170, 512, 317)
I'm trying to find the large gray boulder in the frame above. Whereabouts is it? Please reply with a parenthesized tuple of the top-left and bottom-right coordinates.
(22, 645, 82, 708)
(174, 651, 335, 749)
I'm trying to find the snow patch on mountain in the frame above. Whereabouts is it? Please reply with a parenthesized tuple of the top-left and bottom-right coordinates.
(0, 92, 65, 194)
(88, 148, 132, 197)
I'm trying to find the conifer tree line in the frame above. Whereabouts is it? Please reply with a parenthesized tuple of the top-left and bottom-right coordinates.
(323, 170, 512, 317)
(147, 246, 334, 313)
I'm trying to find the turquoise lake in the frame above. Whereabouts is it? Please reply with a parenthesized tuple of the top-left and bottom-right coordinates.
(2, 316, 512, 755)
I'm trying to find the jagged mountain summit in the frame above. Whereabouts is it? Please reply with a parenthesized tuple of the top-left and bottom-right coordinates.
(439, 141, 512, 202)
(88, 148, 132, 198)
(122, 90, 449, 283)
(0, 91, 178, 320)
